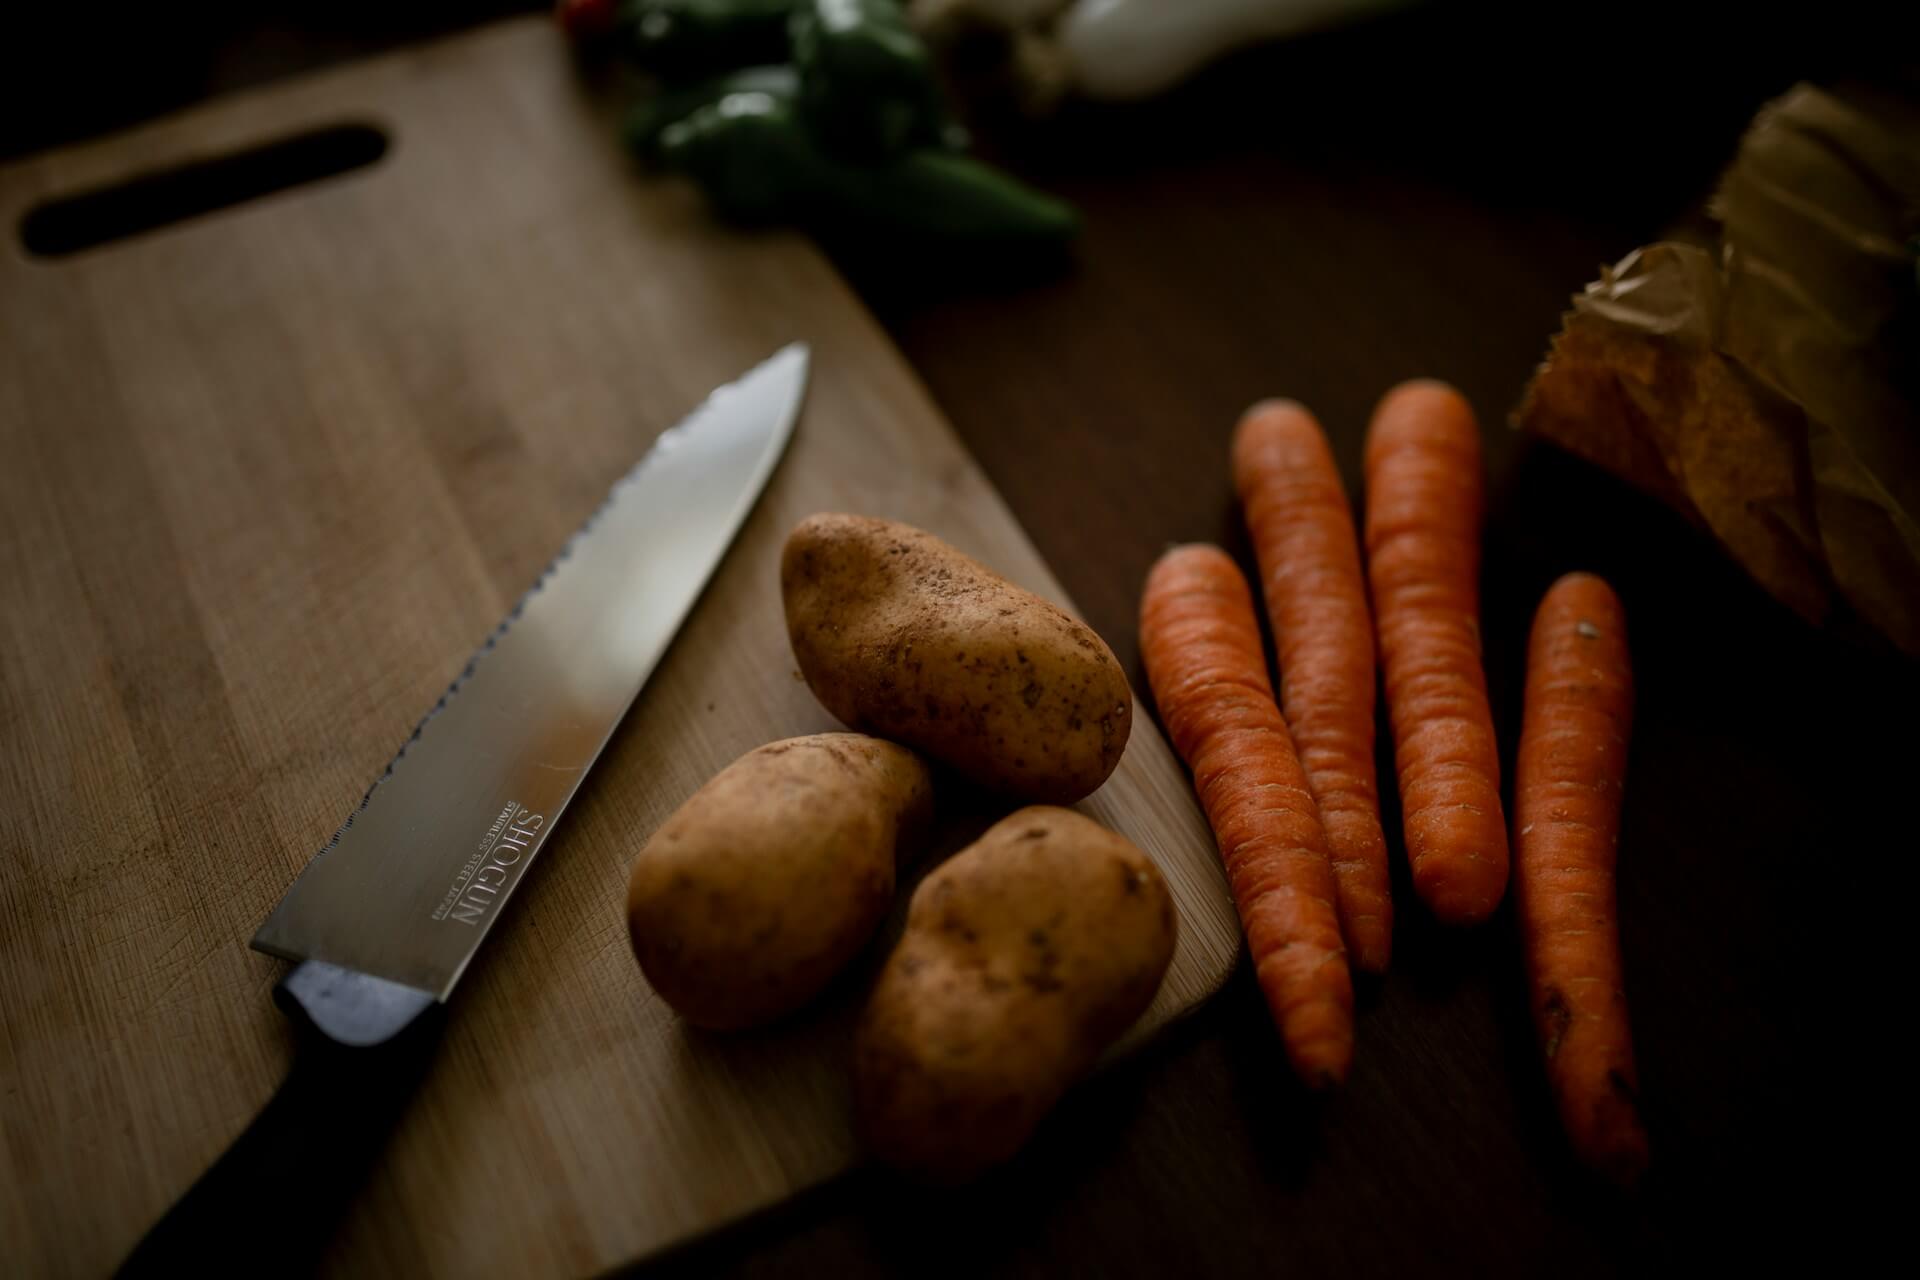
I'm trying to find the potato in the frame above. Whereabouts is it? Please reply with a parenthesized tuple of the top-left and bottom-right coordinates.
(853, 806, 1177, 1180)
(782, 513, 1132, 803)
(627, 733, 932, 1030)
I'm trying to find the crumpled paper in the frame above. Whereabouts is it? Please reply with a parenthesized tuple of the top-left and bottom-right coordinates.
(1516, 82, 1920, 657)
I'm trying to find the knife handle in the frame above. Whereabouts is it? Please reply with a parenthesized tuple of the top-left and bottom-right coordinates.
(116, 962, 443, 1277)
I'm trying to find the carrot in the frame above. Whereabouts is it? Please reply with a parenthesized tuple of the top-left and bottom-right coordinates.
(1140, 544, 1353, 1086)
(1514, 572, 1648, 1184)
(1233, 400, 1392, 973)
(1363, 380, 1509, 924)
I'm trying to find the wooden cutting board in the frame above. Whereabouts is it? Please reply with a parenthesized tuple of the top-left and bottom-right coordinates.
(0, 19, 1237, 1277)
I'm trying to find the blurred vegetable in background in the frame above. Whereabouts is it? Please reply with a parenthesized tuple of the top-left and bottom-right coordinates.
(656, 90, 1075, 240)
(626, 0, 799, 77)
(622, 64, 799, 159)
(911, 0, 1413, 110)
(1061, 0, 1412, 99)
(791, 0, 967, 159)
(564, 0, 1074, 250)
(559, 0, 623, 42)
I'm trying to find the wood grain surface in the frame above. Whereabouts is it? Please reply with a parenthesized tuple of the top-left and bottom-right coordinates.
(0, 21, 1238, 1277)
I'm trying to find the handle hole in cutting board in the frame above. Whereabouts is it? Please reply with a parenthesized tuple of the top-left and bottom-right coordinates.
(18, 122, 388, 259)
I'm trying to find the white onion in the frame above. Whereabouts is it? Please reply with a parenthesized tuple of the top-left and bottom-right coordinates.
(1061, 0, 1411, 100)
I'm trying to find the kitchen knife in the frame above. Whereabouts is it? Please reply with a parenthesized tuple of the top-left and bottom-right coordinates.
(117, 344, 810, 1275)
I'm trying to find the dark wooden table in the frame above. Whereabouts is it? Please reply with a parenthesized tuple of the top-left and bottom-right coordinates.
(9, 4, 1915, 1275)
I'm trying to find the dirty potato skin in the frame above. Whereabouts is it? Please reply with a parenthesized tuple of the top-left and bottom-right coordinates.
(627, 734, 932, 1031)
(781, 514, 1133, 804)
(854, 806, 1177, 1180)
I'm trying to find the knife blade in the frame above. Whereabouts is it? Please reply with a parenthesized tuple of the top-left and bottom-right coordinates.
(117, 343, 810, 1274)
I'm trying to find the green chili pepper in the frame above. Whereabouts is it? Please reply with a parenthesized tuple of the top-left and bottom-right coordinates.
(815, 149, 1077, 243)
(656, 93, 821, 223)
(622, 64, 800, 163)
(658, 92, 1075, 243)
(788, 0, 962, 162)
(620, 0, 797, 80)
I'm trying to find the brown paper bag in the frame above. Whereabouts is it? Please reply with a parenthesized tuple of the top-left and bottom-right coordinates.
(1516, 83, 1920, 656)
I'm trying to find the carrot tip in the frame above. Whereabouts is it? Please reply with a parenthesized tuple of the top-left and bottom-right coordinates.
(1348, 944, 1391, 976)
(1285, 1043, 1354, 1091)
(1240, 397, 1307, 421)
(1380, 376, 1463, 401)
(1427, 901, 1500, 928)
(1413, 867, 1507, 927)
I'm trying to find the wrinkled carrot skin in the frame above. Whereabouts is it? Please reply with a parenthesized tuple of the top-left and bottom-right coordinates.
(1140, 545, 1353, 1086)
(1514, 573, 1648, 1185)
(1233, 401, 1392, 973)
(1364, 381, 1509, 924)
